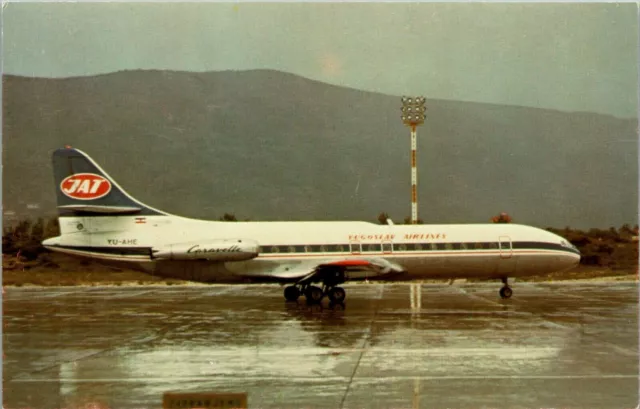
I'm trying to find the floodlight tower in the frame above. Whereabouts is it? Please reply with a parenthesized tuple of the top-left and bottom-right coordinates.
(401, 96, 427, 224)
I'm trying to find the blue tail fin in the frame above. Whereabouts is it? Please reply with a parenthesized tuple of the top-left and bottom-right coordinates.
(52, 147, 167, 217)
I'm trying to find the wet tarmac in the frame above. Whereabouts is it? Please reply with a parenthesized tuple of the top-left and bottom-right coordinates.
(3, 282, 639, 409)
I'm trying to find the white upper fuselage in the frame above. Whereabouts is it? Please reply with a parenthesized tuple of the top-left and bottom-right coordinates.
(50, 215, 581, 282)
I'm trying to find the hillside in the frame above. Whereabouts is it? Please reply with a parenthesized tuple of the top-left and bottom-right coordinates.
(2, 69, 637, 228)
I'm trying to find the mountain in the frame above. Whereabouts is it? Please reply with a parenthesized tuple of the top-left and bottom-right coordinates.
(2, 69, 637, 229)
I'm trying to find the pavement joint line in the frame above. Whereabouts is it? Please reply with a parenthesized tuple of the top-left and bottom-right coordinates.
(602, 342, 638, 357)
(102, 290, 157, 299)
(583, 336, 639, 357)
(450, 287, 577, 332)
(35, 290, 86, 298)
(339, 284, 385, 409)
(6, 324, 181, 383)
(452, 286, 505, 307)
(184, 286, 248, 301)
(10, 374, 640, 383)
(537, 285, 629, 304)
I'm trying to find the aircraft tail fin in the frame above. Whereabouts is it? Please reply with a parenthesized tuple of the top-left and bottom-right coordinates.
(52, 147, 167, 217)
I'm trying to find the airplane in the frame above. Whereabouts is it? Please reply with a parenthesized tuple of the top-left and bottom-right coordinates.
(42, 147, 581, 304)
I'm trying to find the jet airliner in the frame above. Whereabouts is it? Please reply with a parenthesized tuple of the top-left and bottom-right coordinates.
(42, 147, 581, 303)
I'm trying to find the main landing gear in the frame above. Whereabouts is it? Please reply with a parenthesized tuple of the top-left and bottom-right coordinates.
(499, 277, 513, 299)
(284, 284, 347, 304)
(283, 267, 347, 306)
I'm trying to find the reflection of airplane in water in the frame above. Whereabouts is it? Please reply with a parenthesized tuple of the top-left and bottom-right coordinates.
(43, 147, 580, 303)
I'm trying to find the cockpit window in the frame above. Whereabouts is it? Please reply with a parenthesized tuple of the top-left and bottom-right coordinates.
(560, 240, 579, 251)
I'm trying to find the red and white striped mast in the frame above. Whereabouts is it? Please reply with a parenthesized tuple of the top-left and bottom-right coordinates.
(401, 96, 427, 224)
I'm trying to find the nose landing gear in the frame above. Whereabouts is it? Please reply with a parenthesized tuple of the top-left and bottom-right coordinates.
(499, 277, 513, 299)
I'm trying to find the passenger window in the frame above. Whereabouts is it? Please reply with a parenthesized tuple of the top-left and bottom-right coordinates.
(475, 242, 484, 249)
(304, 245, 312, 253)
(382, 242, 392, 253)
(414, 243, 422, 251)
(271, 246, 280, 253)
(319, 245, 327, 253)
(288, 246, 296, 253)
(335, 245, 344, 252)
(445, 243, 453, 250)
(398, 244, 407, 251)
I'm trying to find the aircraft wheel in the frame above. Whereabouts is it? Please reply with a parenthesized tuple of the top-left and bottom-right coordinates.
(328, 287, 346, 303)
(499, 286, 513, 299)
(305, 286, 324, 304)
(284, 286, 300, 302)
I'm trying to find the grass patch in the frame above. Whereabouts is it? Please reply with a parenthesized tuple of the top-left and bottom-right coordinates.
(2, 253, 188, 286)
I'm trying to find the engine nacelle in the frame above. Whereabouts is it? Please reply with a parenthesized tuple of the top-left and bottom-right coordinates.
(152, 239, 259, 261)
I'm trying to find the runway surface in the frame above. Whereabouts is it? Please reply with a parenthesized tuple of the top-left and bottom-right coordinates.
(3, 282, 639, 409)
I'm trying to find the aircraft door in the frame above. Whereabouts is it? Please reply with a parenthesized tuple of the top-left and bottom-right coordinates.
(382, 240, 393, 254)
(349, 240, 361, 255)
(497, 235, 517, 275)
(499, 236, 512, 259)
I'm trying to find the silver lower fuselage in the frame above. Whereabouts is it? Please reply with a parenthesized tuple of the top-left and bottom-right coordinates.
(142, 250, 580, 283)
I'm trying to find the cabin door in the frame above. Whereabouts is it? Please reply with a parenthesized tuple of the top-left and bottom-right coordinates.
(349, 240, 361, 255)
(499, 236, 512, 259)
(497, 235, 517, 275)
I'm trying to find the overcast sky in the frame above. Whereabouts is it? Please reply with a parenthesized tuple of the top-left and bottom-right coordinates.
(2, 2, 638, 118)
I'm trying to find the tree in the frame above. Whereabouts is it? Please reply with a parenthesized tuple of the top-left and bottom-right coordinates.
(377, 212, 390, 225)
(219, 213, 238, 222)
(30, 218, 45, 242)
(1, 218, 47, 260)
(491, 212, 512, 223)
(619, 224, 634, 236)
(44, 217, 60, 239)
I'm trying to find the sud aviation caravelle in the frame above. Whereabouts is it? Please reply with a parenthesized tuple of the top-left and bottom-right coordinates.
(43, 147, 581, 304)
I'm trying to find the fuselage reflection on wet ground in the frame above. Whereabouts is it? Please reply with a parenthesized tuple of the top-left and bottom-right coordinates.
(3, 282, 638, 409)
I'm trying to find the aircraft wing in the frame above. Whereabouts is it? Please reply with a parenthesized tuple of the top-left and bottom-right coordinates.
(242, 257, 406, 283)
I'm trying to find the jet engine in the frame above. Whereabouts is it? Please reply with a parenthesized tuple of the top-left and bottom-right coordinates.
(152, 239, 260, 261)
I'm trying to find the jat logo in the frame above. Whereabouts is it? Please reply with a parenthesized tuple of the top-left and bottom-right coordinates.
(60, 173, 111, 200)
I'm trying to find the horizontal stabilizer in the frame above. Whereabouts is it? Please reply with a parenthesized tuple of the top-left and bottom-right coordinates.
(57, 205, 142, 214)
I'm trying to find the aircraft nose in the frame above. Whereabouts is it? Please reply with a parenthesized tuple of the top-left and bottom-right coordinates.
(571, 252, 581, 266)
(561, 251, 581, 271)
